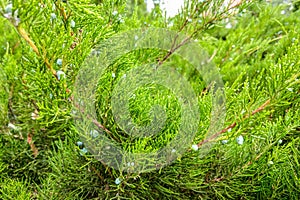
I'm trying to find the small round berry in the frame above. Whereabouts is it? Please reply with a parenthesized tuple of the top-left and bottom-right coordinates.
(126, 162, 135, 167)
(191, 144, 198, 151)
(90, 130, 100, 138)
(112, 11, 118, 16)
(50, 13, 57, 20)
(268, 161, 274, 165)
(115, 177, 122, 185)
(225, 22, 232, 29)
(56, 58, 63, 66)
(70, 20, 75, 28)
(80, 148, 88, 155)
(76, 141, 83, 146)
(221, 140, 228, 144)
(236, 135, 244, 145)
(56, 70, 65, 80)
(118, 17, 124, 23)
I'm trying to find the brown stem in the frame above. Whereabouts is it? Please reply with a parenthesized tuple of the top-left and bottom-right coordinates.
(17, 26, 40, 55)
(90, 165, 105, 182)
(27, 131, 38, 158)
(198, 122, 237, 147)
(55, 1, 68, 21)
(73, 101, 120, 143)
(197, 99, 271, 147)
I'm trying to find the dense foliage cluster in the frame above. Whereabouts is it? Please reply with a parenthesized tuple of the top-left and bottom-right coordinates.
(0, 0, 299, 199)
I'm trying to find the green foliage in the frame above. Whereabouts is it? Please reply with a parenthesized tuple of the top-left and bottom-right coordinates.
(0, 0, 299, 199)
(0, 178, 31, 200)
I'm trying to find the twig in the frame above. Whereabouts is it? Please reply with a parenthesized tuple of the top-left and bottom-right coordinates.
(27, 131, 38, 158)
(158, 36, 191, 65)
(158, 0, 245, 66)
(208, 50, 217, 63)
(197, 99, 271, 147)
(90, 165, 105, 182)
(73, 102, 121, 143)
(17, 26, 40, 55)
(198, 122, 237, 147)
(55, 1, 68, 21)
(17, 26, 57, 77)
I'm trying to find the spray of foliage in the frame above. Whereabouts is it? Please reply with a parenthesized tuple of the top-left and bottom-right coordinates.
(0, 0, 299, 199)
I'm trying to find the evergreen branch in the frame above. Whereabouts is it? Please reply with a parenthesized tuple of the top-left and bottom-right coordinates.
(16, 25, 113, 139)
(158, 0, 246, 66)
(197, 99, 271, 147)
(17, 26, 57, 77)
(17, 26, 40, 56)
(14, 21, 114, 148)
(73, 100, 120, 143)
